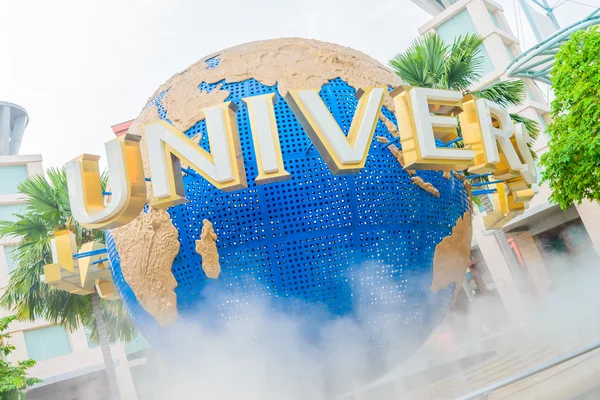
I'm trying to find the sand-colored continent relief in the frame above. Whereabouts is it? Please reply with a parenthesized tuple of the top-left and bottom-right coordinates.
(195, 219, 221, 279)
(379, 113, 400, 138)
(376, 136, 416, 175)
(111, 209, 180, 326)
(119, 39, 406, 306)
(148, 38, 401, 133)
(430, 211, 473, 298)
(376, 136, 442, 197)
(162, 81, 229, 132)
(411, 176, 440, 197)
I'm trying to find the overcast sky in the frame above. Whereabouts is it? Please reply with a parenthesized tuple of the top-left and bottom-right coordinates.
(1, 0, 595, 168)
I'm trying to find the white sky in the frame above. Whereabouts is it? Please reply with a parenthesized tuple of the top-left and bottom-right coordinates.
(1, 0, 595, 168)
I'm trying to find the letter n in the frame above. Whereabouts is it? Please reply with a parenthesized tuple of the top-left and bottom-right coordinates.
(144, 101, 247, 208)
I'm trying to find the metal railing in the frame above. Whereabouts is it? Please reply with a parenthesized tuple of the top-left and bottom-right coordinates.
(454, 340, 600, 400)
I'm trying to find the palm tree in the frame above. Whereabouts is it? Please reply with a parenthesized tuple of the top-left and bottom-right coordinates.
(0, 168, 137, 400)
(389, 33, 540, 294)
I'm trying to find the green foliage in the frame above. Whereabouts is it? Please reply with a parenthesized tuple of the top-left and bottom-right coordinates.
(0, 168, 137, 343)
(509, 113, 541, 160)
(389, 33, 539, 157)
(472, 80, 525, 108)
(389, 33, 484, 90)
(0, 316, 41, 399)
(540, 26, 600, 209)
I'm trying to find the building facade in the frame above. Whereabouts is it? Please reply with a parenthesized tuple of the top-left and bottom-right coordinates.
(411, 0, 600, 324)
(0, 102, 138, 400)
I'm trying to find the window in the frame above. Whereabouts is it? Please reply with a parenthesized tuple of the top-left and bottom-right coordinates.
(505, 44, 515, 61)
(125, 334, 150, 355)
(436, 9, 495, 76)
(539, 115, 548, 131)
(24, 325, 71, 361)
(3, 245, 17, 273)
(0, 204, 23, 222)
(0, 165, 28, 195)
(84, 327, 99, 348)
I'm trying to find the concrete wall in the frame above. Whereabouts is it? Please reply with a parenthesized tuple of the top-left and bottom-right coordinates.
(575, 200, 600, 255)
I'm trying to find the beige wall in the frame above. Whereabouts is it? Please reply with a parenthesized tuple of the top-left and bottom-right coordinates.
(576, 200, 600, 255)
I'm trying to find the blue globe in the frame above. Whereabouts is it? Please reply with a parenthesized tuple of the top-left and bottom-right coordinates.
(105, 39, 471, 360)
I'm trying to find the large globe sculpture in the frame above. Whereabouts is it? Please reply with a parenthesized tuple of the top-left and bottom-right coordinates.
(105, 38, 472, 360)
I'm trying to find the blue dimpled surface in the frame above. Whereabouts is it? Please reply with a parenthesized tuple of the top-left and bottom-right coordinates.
(106, 75, 469, 355)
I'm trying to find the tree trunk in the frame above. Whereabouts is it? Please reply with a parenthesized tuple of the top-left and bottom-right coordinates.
(479, 192, 530, 294)
(91, 292, 121, 400)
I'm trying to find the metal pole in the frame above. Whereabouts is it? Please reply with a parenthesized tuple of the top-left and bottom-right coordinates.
(519, 0, 544, 42)
(454, 340, 600, 400)
(540, 0, 561, 31)
(520, 0, 561, 42)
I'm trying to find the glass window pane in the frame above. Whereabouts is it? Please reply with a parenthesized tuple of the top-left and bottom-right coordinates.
(0, 204, 24, 222)
(539, 115, 548, 130)
(0, 165, 28, 195)
(505, 44, 515, 61)
(84, 327, 99, 348)
(437, 9, 478, 37)
(3, 245, 17, 273)
(125, 334, 150, 355)
(24, 325, 71, 361)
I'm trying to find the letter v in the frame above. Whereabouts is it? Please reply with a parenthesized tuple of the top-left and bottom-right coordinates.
(285, 87, 385, 174)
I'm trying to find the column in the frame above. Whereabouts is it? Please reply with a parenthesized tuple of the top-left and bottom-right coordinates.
(112, 343, 138, 400)
(509, 230, 552, 298)
(6, 330, 28, 362)
(576, 200, 600, 255)
(69, 328, 90, 353)
(473, 214, 529, 326)
(26, 161, 44, 177)
(0, 106, 10, 155)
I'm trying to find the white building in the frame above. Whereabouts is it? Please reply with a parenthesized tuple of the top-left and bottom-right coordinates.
(410, 0, 600, 324)
(0, 102, 138, 400)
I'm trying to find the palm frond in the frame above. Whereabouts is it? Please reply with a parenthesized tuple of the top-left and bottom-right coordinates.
(87, 300, 138, 344)
(390, 32, 486, 92)
(473, 80, 525, 108)
(17, 174, 63, 227)
(510, 113, 540, 160)
(443, 33, 484, 90)
(389, 34, 447, 88)
(389, 55, 433, 88)
(0, 167, 135, 342)
(418, 34, 447, 86)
